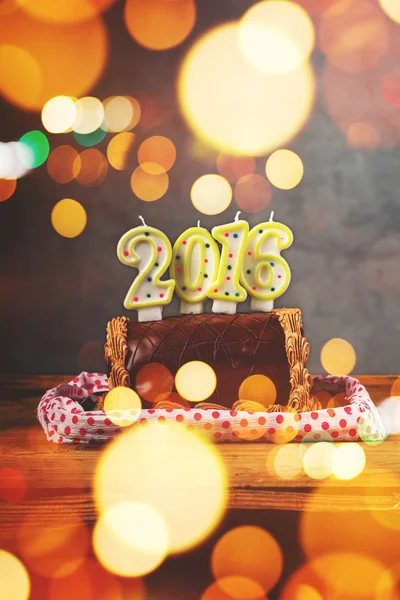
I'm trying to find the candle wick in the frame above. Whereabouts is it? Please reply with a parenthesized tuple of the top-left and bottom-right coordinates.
(138, 215, 146, 226)
(269, 211, 274, 222)
(234, 211, 241, 222)
(197, 220, 201, 227)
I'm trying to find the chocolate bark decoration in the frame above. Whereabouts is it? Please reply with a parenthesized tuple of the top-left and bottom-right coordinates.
(102, 309, 318, 412)
(273, 308, 320, 412)
(104, 316, 130, 389)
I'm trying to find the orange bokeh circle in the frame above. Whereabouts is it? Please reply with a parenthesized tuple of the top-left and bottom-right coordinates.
(19, 0, 116, 24)
(47, 146, 81, 184)
(138, 136, 176, 174)
(75, 149, 108, 186)
(234, 174, 271, 214)
(216, 153, 256, 184)
(130, 165, 169, 201)
(0, 7, 108, 110)
(124, 0, 196, 51)
(0, 178, 17, 202)
(135, 363, 174, 403)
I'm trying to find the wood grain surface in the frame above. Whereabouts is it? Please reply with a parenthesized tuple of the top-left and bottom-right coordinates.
(0, 374, 399, 539)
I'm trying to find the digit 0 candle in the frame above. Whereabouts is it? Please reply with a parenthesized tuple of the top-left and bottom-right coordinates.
(207, 212, 249, 314)
(171, 222, 219, 314)
(117, 216, 175, 322)
(241, 212, 293, 312)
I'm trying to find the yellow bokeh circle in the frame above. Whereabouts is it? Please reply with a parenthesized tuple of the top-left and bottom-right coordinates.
(331, 443, 365, 480)
(51, 199, 87, 238)
(320, 337, 356, 375)
(94, 422, 228, 553)
(303, 442, 335, 480)
(239, 0, 315, 75)
(178, 22, 315, 156)
(379, 0, 400, 23)
(41, 96, 76, 134)
(266, 149, 304, 190)
(238, 374, 276, 407)
(103, 386, 142, 427)
(0, 550, 30, 600)
(107, 132, 136, 171)
(93, 501, 168, 577)
(175, 361, 217, 402)
(191, 174, 232, 215)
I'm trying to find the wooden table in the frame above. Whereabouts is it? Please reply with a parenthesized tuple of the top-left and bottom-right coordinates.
(0, 375, 399, 540)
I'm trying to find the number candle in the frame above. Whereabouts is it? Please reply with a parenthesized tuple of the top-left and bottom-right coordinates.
(240, 212, 293, 312)
(207, 211, 249, 314)
(117, 216, 175, 322)
(171, 222, 220, 314)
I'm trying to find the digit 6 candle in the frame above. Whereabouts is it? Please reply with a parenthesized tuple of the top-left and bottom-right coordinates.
(171, 223, 219, 314)
(207, 212, 249, 314)
(117, 217, 175, 322)
(240, 212, 293, 312)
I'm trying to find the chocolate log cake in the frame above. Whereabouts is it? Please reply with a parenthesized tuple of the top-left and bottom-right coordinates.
(102, 308, 319, 412)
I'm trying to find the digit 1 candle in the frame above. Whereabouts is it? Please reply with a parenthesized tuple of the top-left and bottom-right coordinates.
(117, 216, 175, 322)
(207, 212, 249, 314)
(240, 212, 293, 312)
(171, 222, 220, 314)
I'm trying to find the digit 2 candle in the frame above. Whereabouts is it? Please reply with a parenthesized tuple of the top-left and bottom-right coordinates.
(207, 212, 249, 314)
(117, 217, 175, 322)
(171, 223, 220, 314)
(240, 212, 293, 312)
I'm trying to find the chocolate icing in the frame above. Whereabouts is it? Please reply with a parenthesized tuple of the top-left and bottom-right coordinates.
(103, 309, 318, 412)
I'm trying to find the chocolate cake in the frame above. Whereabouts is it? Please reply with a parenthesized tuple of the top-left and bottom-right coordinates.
(103, 308, 318, 412)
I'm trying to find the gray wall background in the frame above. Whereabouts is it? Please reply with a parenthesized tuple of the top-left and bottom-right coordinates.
(0, 0, 399, 375)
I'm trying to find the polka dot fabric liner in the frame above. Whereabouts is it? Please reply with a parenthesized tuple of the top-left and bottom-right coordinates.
(37, 372, 387, 445)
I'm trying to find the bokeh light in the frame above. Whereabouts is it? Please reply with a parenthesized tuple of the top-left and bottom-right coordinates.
(41, 96, 76, 134)
(346, 121, 380, 149)
(19, 130, 49, 168)
(239, 0, 315, 75)
(191, 174, 232, 215)
(107, 132, 136, 170)
(331, 443, 365, 480)
(124, 0, 196, 51)
(73, 97, 104, 134)
(138, 136, 176, 174)
(19, 0, 117, 24)
(75, 148, 108, 186)
(201, 576, 266, 600)
(0, 467, 26, 502)
(18, 512, 89, 578)
(319, 0, 389, 74)
(0, 8, 108, 110)
(238, 374, 276, 407)
(73, 126, 107, 147)
(175, 361, 217, 402)
(93, 501, 169, 577)
(216, 154, 256, 183)
(234, 174, 271, 213)
(391, 377, 400, 397)
(211, 526, 283, 594)
(0, 550, 30, 600)
(178, 22, 315, 155)
(303, 442, 335, 479)
(300, 478, 400, 570)
(269, 444, 304, 480)
(265, 149, 304, 190)
(103, 386, 142, 427)
(94, 422, 228, 553)
(47, 146, 81, 183)
(51, 198, 87, 238)
(103, 96, 141, 132)
(379, 0, 400, 24)
(378, 396, 400, 435)
(320, 337, 356, 375)
(135, 363, 174, 403)
(48, 559, 123, 600)
(1, 141, 34, 179)
(130, 165, 169, 201)
(0, 178, 17, 202)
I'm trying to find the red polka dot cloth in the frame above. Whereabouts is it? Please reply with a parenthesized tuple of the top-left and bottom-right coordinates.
(37, 372, 386, 445)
